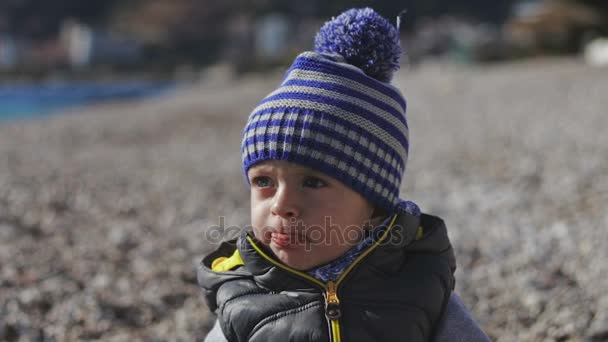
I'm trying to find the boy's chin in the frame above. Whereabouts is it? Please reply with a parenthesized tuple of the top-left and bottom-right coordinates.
(270, 247, 318, 271)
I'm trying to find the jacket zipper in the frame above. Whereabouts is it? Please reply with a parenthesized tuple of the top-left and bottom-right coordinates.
(325, 280, 342, 342)
(246, 213, 398, 342)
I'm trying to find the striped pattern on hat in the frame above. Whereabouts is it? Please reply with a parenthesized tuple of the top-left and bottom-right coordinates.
(241, 51, 409, 211)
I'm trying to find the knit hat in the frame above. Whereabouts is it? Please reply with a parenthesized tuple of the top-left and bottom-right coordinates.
(241, 8, 409, 212)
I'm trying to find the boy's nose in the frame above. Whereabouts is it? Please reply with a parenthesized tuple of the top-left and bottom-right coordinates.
(271, 186, 300, 219)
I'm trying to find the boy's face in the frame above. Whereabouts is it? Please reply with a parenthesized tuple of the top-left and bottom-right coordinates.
(248, 160, 375, 271)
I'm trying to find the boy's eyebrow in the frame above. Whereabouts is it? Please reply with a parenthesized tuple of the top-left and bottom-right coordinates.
(249, 164, 275, 173)
(293, 167, 328, 179)
(250, 163, 325, 177)
(286, 164, 321, 175)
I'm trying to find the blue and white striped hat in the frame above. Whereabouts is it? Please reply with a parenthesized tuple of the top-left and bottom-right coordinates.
(242, 8, 409, 212)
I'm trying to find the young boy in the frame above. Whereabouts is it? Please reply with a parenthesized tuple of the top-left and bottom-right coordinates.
(198, 8, 490, 342)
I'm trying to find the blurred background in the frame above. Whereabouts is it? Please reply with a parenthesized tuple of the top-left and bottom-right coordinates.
(1, 0, 608, 118)
(0, 0, 607, 341)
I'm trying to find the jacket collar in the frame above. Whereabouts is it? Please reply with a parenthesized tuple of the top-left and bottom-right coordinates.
(199, 209, 456, 300)
(235, 208, 444, 288)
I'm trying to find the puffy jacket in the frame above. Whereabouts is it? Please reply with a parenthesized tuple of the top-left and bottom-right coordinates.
(198, 211, 456, 342)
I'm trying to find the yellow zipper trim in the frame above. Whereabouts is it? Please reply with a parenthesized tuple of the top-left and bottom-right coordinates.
(246, 213, 399, 342)
(331, 320, 341, 342)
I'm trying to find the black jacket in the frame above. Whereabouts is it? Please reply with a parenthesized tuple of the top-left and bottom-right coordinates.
(198, 211, 456, 342)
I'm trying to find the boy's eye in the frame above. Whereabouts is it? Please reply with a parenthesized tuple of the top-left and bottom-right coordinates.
(252, 176, 273, 188)
(303, 176, 327, 188)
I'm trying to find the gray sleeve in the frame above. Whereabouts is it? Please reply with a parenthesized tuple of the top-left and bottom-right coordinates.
(434, 293, 491, 342)
(204, 319, 229, 342)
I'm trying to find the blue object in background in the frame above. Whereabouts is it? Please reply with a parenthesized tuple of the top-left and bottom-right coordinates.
(0, 81, 174, 122)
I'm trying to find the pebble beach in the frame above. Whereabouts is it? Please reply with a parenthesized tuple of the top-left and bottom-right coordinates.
(1, 58, 607, 341)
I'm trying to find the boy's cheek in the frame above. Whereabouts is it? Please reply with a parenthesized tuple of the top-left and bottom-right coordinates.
(250, 195, 271, 214)
(251, 209, 272, 244)
(252, 226, 272, 244)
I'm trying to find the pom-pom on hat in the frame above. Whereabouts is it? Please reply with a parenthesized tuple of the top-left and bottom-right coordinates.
(241, 7, 410, 212)
(314, 7, 402, 83)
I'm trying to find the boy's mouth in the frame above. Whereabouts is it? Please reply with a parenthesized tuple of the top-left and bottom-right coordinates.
(270, 231, 306, 248)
